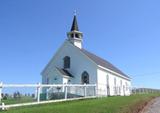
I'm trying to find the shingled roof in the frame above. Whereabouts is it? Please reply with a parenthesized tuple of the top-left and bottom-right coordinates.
(80, 49, 130, 79)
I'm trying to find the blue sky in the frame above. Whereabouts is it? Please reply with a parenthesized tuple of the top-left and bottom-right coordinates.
(0, 0, 160, 88)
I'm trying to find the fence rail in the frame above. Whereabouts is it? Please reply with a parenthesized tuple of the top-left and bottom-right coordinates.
(0, 82, 160, 110)
(132, 87, 160, 94)
(0, 82, 97, 110)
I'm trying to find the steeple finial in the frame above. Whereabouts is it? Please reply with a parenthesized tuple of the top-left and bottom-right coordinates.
(70, 12, 79, 31)
(74, 10, 77, 16)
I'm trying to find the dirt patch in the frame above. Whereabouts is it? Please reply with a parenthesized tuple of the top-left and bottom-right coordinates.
(140, 97, 156, 113)
(128, 97, 155, 113)
(140, 97, 160, 113)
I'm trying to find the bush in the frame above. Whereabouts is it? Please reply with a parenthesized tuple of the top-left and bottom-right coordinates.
(3, 95, 7, 100)
(40, 93, 47, 101)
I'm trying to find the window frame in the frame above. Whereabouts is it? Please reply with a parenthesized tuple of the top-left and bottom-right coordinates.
(81, 71, 89, 84)
(63, 56, 70, 69)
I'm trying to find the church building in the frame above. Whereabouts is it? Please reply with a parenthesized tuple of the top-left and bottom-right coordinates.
(41, 15, 131, 96)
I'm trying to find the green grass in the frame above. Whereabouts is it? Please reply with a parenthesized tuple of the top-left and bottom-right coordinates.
(1, 96, 34, 105)
(1, 94, 159, 113)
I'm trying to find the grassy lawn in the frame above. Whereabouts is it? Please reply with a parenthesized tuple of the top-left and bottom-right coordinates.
(1, 94, 159, 113)
(1, 96, 34, 105)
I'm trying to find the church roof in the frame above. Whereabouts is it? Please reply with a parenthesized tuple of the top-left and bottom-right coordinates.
(80, 49, 130, 79)
(70, 15, 79, 31)
(56, 67, 74, 78)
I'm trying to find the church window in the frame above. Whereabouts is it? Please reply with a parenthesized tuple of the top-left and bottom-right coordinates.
(126, 82, 128, 91)
(119, 80, 122, 94)
(75, 34, 79, 38)
(120, 80, 122, 87)
(71, 34, 74, 38)
(106, 75, 110, 96)
(63, 56, 70, 69)
(114, 78, 117, 95)
(81, 71, 89, 84)
(114, 78, 117, 86)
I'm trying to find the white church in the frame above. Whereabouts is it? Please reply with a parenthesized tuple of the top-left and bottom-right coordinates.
(41, 15, 131, 96)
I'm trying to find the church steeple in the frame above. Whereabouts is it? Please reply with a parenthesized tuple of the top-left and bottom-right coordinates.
(70, 15, 79, 31)
(67, 13, 83, 49)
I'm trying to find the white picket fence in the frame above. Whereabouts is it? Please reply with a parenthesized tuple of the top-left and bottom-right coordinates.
(0, 82, 97, 110)
(1, 82, 159, 110)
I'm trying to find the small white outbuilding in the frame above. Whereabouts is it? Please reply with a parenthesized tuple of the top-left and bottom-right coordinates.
(41, 15, 131, 96)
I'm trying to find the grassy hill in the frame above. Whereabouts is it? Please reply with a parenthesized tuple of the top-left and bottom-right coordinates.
(1, 94, 159, 113)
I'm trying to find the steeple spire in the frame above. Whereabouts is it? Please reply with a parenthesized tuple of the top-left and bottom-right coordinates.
(67, 12, 83, 49)
(70, 15, 79, 31)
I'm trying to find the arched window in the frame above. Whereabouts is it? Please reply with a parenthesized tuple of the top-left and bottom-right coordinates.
(120, 80, 122, 87)
(63, 56, 70, 69)
(125, 82, 128, 91)
(114, 78, 117, 86)
(106, 75, 110, 96)
(81, 71, 89, 84)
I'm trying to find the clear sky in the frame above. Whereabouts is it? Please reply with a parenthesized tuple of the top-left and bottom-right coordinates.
(0, 0, 160, 89)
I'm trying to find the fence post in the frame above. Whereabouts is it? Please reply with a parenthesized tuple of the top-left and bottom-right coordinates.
(94, 84, 97, 97)
(64, 84, 67, 100)
(37, 83, 41, 103)
(84, 84, 87, 97)
(2, 103, 5, 110)
(143, 88, 145, 94)
(34, 88, 37, 99)
(0, 82, 2, 103)
(46, 88, 49, 100)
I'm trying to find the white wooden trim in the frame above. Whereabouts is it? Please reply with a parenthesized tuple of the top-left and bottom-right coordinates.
(2, 84, 96, 88)
(98, 65, 131, 81)
(0, 96, 97, 109)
